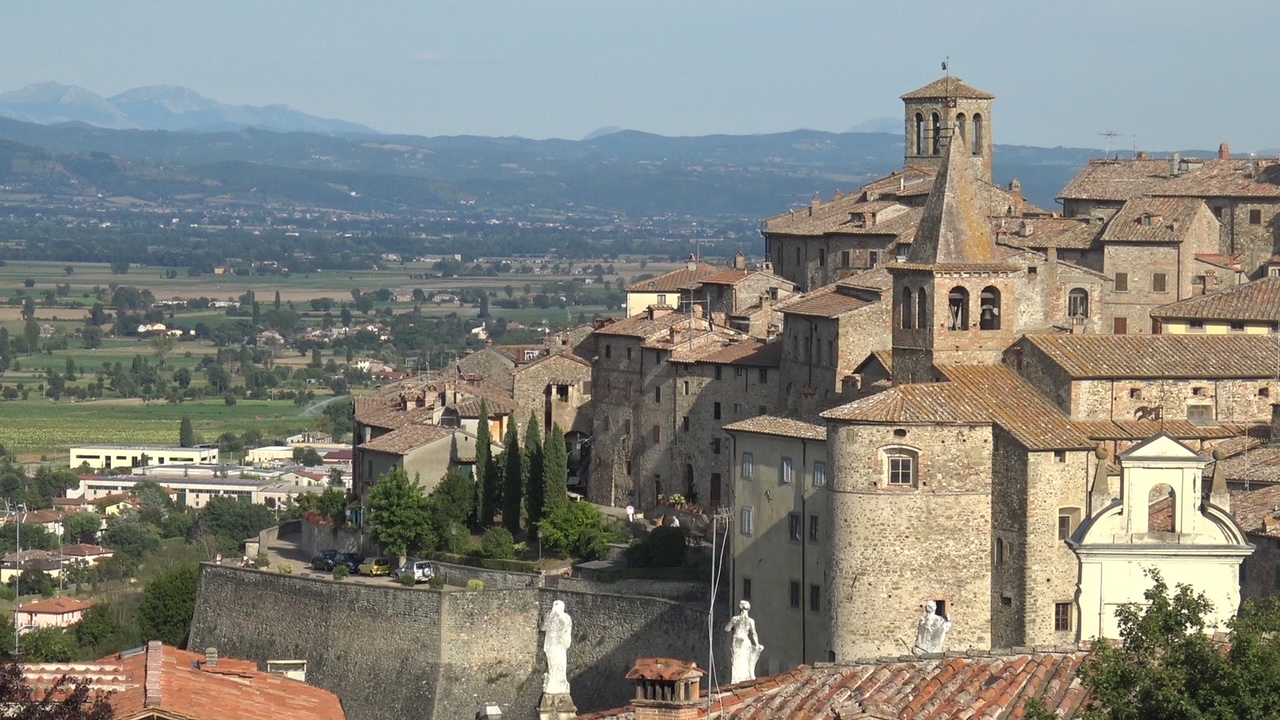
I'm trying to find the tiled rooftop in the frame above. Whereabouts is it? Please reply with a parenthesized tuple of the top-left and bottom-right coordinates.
(593, 310, 689, 338)
(723, 414, 827, 441)
(993, 216, 1105, 250)
(578, 649, 1090, 720)
(776, 284, 878, 318)
(626, 262, 719, 293)
(681, 337, 783, 368)
(1060, 157, 1280, 202)
(901, 75, 996, 100)
(1098, 197, 1210, 244)
(1230, 482, 1280, 537)
(1019, 334, 1280, 379)
(16, 597, 93, 615)
(356, 424, 455, 455)
(1151, 276, 1280, 321)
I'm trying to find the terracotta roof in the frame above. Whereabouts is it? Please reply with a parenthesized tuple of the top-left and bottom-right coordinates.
(512, 349, 593, 374)
(454, 393, 518, 418)
(1195, 253, 1244, 272)
(689, 338, 783, 367)
(16, 597, 93, 615)
(578, 650, 1090, 720)
(26, 641, 346, 720)
(593, 310, 688, 338)
(994, 216, 1105, 250)
(906, 135, 1003, 265)
(1060, 157, 1280, 202)
(324, 449, 353, 461)
(1072, 420, 1242, 441)
(1151, 276, 1280, 321)
(763, 198, 921, 238)
(724, 414, 826, 441)
(1019, 334, 1280, 379)
(841, 267, 894, 291)
(1214, 445, 1280, 488)
(357, 425, 454, 455)
(823, 365, 1093, 451)
(901, 75, 996, 100)
(626, 262, 718, 292)
(61, 543, 113, 558)
(1230, 483, 1280, 537)
(777, 284, 877, 318)
(354, 402, 434, 431)
(624, 657, 704, 682)
(1098, 196, 1211, 244)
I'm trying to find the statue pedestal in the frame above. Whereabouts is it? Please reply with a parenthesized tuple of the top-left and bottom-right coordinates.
(538, 692, 577, 720)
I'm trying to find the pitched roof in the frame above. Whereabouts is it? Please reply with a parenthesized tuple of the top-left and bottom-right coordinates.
(1151, 276, 1280, 321)
(994, 216, 1105, 250)
(626, 262, 718, 292)
(1019, 334, 1280, 379)
(578, 650, 1090, 720)
(686, 338, 784, 367)
(593, 310, 687, 339)
(1098, 196, 1211, 244)
(1230, 483, 1280, 537)
(61, 543, 113, 558)
(901, 76, 996, 100)
(16, 597, 93, 615)
(356, 424, 455, 455)
(822, 365, 1093, 451)
(1059, 157, 1280, 202)
(723, 414, 827, 441)
(776, 284, 877, 318)
(903, 134, 1003, 266)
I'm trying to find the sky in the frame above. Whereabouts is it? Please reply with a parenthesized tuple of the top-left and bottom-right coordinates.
(1, 1, 1275, 152)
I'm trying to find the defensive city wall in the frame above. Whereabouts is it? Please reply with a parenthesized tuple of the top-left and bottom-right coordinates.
(189, 564, 725, 720)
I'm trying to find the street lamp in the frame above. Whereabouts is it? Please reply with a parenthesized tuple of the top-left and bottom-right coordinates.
(13, 502, 25, 657)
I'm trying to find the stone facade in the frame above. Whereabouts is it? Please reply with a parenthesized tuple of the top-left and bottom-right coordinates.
(513, 351, 594, 438)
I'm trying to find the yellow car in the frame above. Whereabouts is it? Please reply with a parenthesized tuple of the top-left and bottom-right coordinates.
(357, 557, 392, 576)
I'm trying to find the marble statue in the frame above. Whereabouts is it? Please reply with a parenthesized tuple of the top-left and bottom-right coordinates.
(912, 601, 952, 655)
(542, 599, 573, 695)
(724, 600, 763, 683)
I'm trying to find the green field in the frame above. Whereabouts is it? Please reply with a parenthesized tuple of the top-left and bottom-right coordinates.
(0, 397, 321, 461)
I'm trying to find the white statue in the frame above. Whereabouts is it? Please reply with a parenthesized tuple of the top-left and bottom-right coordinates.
(912, 601, 952, 655)
(724, 600, 763, 683)
(542, 599, 573, 695)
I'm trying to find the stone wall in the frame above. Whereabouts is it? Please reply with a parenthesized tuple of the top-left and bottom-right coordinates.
(189, 565, 722, 720)
(300, 517, 366, 557)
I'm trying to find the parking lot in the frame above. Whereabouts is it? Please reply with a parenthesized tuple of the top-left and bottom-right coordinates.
(246, 533, 459, 590)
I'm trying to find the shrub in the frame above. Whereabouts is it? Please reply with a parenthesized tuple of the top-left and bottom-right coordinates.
(255, 553, 269, 568)
(466, 579, 485, 591)
(428, 576, 445, 589)
(480, 527, 516, 560)
(647, 525, 688, 567)
(540, 502, 613, 561)
(333, 565, 350, 581)
(398, 574, 416, 586)
(278, 563, 294, 574)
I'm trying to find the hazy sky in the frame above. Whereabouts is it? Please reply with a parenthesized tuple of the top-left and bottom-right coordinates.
(2, 1, 1274, 151)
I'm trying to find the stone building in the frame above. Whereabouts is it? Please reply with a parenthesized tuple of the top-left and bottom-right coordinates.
(624, 258, 718, 317)
(1151, 275, 1280, 334)
(691, 256, 795, 338)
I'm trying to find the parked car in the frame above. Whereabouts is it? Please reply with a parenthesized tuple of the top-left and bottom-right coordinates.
(333, 552, 362, 573)
(358, 557, 393, 576)
(310, 549, 339, 571)
(393, 559, 435, 584)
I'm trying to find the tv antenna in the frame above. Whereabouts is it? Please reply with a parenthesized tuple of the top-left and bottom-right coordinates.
(1099, 131, 1120, 157)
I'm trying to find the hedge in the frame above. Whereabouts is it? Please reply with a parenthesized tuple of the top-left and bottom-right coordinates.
(427, 552, 540, 574)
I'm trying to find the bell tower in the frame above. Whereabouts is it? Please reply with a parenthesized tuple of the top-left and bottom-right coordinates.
(902, 76, 994, 183)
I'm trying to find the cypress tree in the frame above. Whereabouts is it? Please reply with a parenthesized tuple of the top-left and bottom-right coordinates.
(474, 399, 496, 527)
(543, 423, 569, 517)
(178, 416, 195, 448)
(501, 420, 523, 533)
(524, 412, 545, 530)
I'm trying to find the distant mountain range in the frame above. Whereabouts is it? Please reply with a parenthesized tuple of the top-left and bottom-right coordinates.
(0, 82, 377, 135)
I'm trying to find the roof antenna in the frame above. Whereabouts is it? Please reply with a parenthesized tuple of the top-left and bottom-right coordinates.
(1099, 131, 1120, 157)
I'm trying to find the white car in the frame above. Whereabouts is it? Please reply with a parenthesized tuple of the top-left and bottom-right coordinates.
(393, 559, 435, 584)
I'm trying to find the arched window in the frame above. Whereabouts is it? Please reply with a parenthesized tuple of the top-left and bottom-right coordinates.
(1148, 483, 1175, 533)
(956, 113, 967, 146)
(914, 113, 924, 155)
(947, 287, 969, 330)
(1068, 288, 1089, 318)
(931, 113, 941, 155)
(883, 447, 919, 487)
(900, 287, 914, 329)
(979, 286, 1001, 330)
(972, 114, 984, 155)
(917, 288, 928, 329)
(995, 537, 1005, 565)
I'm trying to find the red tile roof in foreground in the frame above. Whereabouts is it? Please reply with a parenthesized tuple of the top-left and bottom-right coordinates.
(25, 641, 346, 720)
(579, 650, 1091, 720)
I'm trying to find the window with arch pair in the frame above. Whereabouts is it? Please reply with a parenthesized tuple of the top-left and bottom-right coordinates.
(945, 286, 1002, 330)
(898, 287, 928, 329)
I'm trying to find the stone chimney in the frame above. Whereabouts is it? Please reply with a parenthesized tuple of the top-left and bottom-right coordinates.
(734, 251, 746, 270)
(144, 640, 164, 708)
(204, 647, 218, 668)
(1008, 179, 1023, 218)
(1137, 151, 1150, 160)
(1171, 152, 1182, 175)
(1219, 142, 1231, 159)
(692, 304, 704, 319)
(686, 254, 697, 271)
(627, 658, 706, 720)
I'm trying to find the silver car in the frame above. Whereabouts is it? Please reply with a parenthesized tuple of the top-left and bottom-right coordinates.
(393, 559, 435, 584)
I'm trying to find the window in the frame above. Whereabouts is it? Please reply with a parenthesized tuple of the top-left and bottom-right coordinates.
(900, 287, 914, 329)
(914, 113, 924, 155)
(780, 457, 794, 484)
(979, 286, 1001, 330)
(1152, 273, 1168, 293)
(711, 438, 721, 455)
(603, 417, 611, 432)
(741, 452, 754, 479)
(1129, 388, 1142, 399)
(759, 368, 768, 383)
(742, 577, 752, 602)
(625, 460, 632, 475)
(1054, 450, 1067, 463)
(884, 448, 917, 486)
(1261, 387, 1272, 399)
(740, 506, 754, 536)
(789, 581, 801, 609)
(1114, 317, 1128, 334)
(1058, 514, 1073, 541)
(1187, 319, 1205, 332)
(827, 340, 834, 367)
(624, 419, 632, 436)
(605, 344, 612, 359)
(956, 113, 967, 144)
(1068, 288, 1089, 318)
(681, 416, 690, 431)
(917, 288, 928, 329)
(808, 514, 819, 543)
(654, 386, 661, 403)
(715, 365, 722, 381)
(841, 250, 851, 267)
(789, 513, 801, 542)
(626, 382, 633, 399)
(818, 248, 826, 267)
(713, 402, 722, 420)
(812, 461, 827, 487)
(1114, 272, 1129, 292)
(1230, 321, 1246, 332)
(869, 250, 880, 267)
(1001, 595, 1013, 607)
(1187, 404, 1214, 425)
(1250, 209, 1263, 224)
(626, 346, 632, 360)
(1192, 386, 1206, 396)
(948, 286, 970, 330)
(996, 537, 1005, 565)
(1054, 602, 1073, 632)
(972, 114, 983, 154)
(651, 425, 661, 443)
(656, 294, 667, 306)
(809, 584, 821, 613)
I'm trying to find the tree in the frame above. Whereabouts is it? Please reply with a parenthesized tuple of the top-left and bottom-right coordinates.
(189, 496, 275, 549)
(101, 514, 161, 560)
(19, 627, 73, 662)
(150, 334, 177, 367)
(474, 400, 495, 527)
(63, 512, 102, 544)
(81, 325, 103, 350)
(292, 447, 324, 466)
(178, 416, 195, 447)
(543, 423, 569, 517)
(1076, 571, 1280, 720)
(110, 261, 129, 275)
(0, 658, 114, 718)
(481, 527, 516, 559)
(501, 420, 523, 533)
(23, 318, 39, 355)
(524, 413, 545, 531)
(137, 563, 198, 648)
(367, 468, 430, 559)
(540, 501, 613, 560)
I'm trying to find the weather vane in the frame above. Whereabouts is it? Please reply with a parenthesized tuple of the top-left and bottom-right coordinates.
(942, 57, 949, 76)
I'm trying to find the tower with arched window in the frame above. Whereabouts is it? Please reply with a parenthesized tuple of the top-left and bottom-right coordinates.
(902, 76, 994, 184)
(890, 121, 1019, 383)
